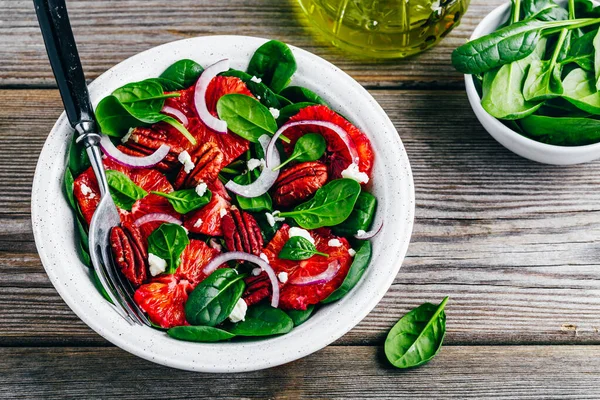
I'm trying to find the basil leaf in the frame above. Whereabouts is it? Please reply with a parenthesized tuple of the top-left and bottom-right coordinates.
(167, 325, 235, 343)
(275, 133, 326, 171)
(185, 268, 245, 326)
(216, 94, 278, 142)
(247, 40, 297, 93)
(279, 236, 328, 260)
(105, 170, 148, 210)
(276, 102, 316, 126)
(147, 223, 190, 274)
(520, 115, 600, 145)
(286, 305, 315, 327)
(562, 67, 600, 114)
(332, 192, 377, 237)
(159, 59, 204, 88)
(279, 86, 327, 106)
(278, 179, 361, 229)
(64, 167, 76, 210)
(151, 188, 212, 214)
(385, 297, 449, 369)
(229, 303, 293, 336)
(322, 241, 372, 304)
(233, 171, 272, 212)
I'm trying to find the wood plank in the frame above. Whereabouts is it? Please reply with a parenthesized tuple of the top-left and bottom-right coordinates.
(0, 345, 598, 398)
(0, 0, 505, 88)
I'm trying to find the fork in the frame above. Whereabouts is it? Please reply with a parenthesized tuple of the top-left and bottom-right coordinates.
(34, 0, 150, 326)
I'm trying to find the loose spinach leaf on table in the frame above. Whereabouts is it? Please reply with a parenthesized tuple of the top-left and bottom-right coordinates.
(332, 192, 377, 237)
(229, 303, 294, 336)
(385, 297, 449, 369)
(247, 40, 297, 93)
(286, 305, 315, 327)
(520, 114, 600, 144)
(279, 236, 328, 261)
(562, 67, 600, 113)
(159, 59, 204, 89)
(322, 241, 372, 304)
(147, 223, 190, 274)
(275, 133, 326, 170)
(276, 102, 316, 126)
(167, 325, 235, 343)
(105, 170, 148, 210)
(279, 86, 327, 106)
(185, 268, 245, 327)
(278, 179, 361, 229)
(152, 188, 212, 214)
(216, 94, 278, 142)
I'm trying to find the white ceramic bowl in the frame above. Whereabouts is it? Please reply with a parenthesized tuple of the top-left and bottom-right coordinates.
(465, 2, 600, 165)
(31, 36, 415, 372)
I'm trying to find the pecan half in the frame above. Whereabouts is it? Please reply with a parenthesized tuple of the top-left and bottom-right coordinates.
(222, 207, 263, 256)
(173, 142, 224, 189)
(272, 161, 328, 207)
(121, 127, 186, 172)
(243, 274, 271, 306)
(109, 222, 149, 286)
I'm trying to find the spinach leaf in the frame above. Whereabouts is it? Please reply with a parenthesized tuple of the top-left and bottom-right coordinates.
(286, 305, 315, 327)
(229, 303, 294, 336)
(68, 134, 90, 175)
(279, 236, 328, 261)
(275, 133, 326, 171)
(279, 86, 327, 105)
(247, 40, 297, 93)
(64, 167, 76, 210)
(159, 59, 204, 89)
(254, 212, 282, 243)
(233, 170, 273, 212)
(147, 77, 185, 92)
(523, 30, 568, 101)
(562, 67, 600, 113)
(521, 0, 569, 21)
(92, 269, 112, 303)
(105, 170, 148, 210)
(151, 188, 212, 214)
(276, 102, 316, 126)
(520, 114, 600, 144)
(332, 192, 377, 237)
(593, 28, 600, 90)
(385, 297, 448, 369)
(221, 69, 287, 109)
(561, 29, 596, 70)
(185, 268, 245, 327)
(147, 223, 189, 274)
(574, 0, 600, 18)
(322, 241, 372, 304)
(112, 79, 179, 105)
(278, 179, 361, 229)
(274, 93, 293, 107)
(216, 94, 278, 142)
(167, 325, 235, 343)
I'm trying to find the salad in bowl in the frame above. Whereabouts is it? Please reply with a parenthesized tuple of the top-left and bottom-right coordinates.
(65, 40, 380, 341)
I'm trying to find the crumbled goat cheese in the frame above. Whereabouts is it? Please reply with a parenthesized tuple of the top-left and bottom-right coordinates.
(80, 183, 95, 198)
(247, 158, 264, 171)
(328, 238, 342, 247)
(148, 253, 167, 276)
(356, 229, 366, 236)
(257, 95, 261, 100)
(259, 252, 269, 263)
(348, 248, 357, 257)
(193, 218, 203, 228)
(341, 163, 369, 184)
(219, 208, 228, 218)
(121, 127, 134, 144)
(265, 211, 285, 227)
(289, 227, 315, 245)
(278, 272, 288, 283)
(269, 107, 280, 119)
(250, 76, 262, 83)
(228, 298, 248, 323)
(252, 268, 262, 276)
(195, 182, 208, 197)
(178, 150, 195, 173)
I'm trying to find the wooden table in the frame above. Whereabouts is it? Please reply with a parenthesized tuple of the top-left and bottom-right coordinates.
(2, 0, 600, 397)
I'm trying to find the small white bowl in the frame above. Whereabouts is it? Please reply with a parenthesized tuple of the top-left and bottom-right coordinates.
(465, 2, 600, 165)
(31, 36, 415, 372)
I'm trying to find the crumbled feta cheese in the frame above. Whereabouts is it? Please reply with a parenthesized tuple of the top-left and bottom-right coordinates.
(341, 163, 369, 184)
(247, 158, 264, 171)
(228, 298, 248, 323)
(257, 95, 261, 100)
(268, 107, 280, 119)
(289, 227, 315, 245)
(259, 252, 269, 263)
(356, 229, 366, 236)
(372, 20, 378, 26)
(348, 248, 357, 257)
(195, 182, 208, 197)
(178, 150, 195, 173)
(148, 253, 167, 276)
(252, 268, 262, 276)
(278, 272, 288, 283)
(219, 208, 228, 218)
(121, 127, 134, 144)
(80, 183, 95, 198)
(265, 211, 285, 227)
(250, 75, 262, 83)
(328, 238, 342, 247)
(193, 218, 203, 228)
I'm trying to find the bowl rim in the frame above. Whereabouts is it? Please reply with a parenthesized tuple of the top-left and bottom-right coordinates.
(31, 35, 415, 373)
(464, 0, 600, 153)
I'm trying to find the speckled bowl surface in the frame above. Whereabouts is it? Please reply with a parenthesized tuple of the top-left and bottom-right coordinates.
(31, 36, 415, 373)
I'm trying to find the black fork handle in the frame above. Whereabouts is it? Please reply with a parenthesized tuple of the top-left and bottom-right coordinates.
(33, 0, 96, 132)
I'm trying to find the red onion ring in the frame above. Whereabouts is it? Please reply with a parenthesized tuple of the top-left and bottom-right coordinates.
(133, 213, 182, 227)
(202, 251, 280, 308)
(354, 220, 383, 240)
(161, 105, 189, 127)
(289, 261, 341, 286)
(266, 120, 359, 169)
(100, 134, 170, 169)
(194, 59, 229, 134)
(225, 135, 280, 198)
